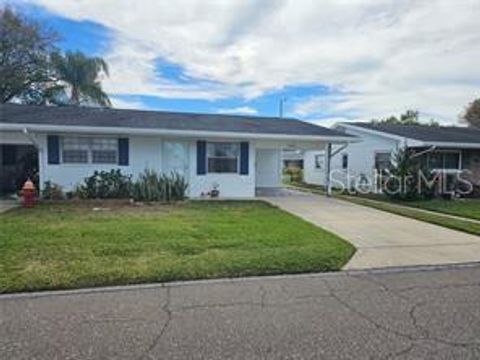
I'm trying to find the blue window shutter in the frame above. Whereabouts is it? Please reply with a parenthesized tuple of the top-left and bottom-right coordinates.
(118, 138, 129, 166)
(47, 135, 60, 164)
(240, 142, 249, 175)
(197, 140, 206, 175)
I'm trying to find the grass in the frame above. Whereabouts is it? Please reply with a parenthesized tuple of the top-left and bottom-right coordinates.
(289, 182, 480, 236)
(402, 199, 480, 221)
(340, 196, 480, 236)
(0, 200, 355, 293)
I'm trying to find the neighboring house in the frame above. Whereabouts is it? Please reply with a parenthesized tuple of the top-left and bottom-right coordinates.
(282, 148, 304, 169)
(0, 104, 353, 198)
(304, 122, 480, 195)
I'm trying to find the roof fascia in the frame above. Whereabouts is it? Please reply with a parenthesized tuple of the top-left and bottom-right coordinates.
(0, 123, 357, 143)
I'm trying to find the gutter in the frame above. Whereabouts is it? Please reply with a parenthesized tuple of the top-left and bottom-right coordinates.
(1, 123, 357, 143)
(22, 127, 41, 149)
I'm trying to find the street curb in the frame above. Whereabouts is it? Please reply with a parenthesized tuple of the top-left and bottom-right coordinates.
(1, 261, 480, 301)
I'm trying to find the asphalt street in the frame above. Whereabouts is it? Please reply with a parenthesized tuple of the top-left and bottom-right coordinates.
(1, 264, 480, 359)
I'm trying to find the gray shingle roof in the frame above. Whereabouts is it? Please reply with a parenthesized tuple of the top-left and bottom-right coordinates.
(1, 104, 351, 138)
(346, 122, 480, 144)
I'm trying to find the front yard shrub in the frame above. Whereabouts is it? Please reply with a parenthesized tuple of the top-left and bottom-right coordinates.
(76, 169, 132, 199)
(42, 181, 64, 200)
(283, 167, 303, 183)
(383, 148, 435, 201)
(132, 169, 188, 202)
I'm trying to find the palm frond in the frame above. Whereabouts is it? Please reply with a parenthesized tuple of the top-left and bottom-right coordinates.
(79, 83, 111, 107)
(51, 51, 111, 107)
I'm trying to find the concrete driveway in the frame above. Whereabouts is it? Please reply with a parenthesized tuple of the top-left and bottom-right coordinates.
(265, 193, 480, 269)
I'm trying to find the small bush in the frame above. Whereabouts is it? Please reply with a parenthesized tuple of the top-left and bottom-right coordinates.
(132, 170, 188, 202)
(77, 169, 132, 199)
(283, 167, 303, 183)
(383, 149, 435, 201)
(42, 181, 64, 200)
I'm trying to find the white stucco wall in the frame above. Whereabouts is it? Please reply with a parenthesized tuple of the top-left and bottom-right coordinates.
(36, 134, 163, 192)
(188, 139, 256, 198)
(304, 127, 400, 189)
(31, 133, 322, 198)
(0, 128, 330, 198)
(303, 148, 326, 185)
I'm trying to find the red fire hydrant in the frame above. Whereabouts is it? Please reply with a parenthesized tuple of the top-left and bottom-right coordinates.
(21, 179, 37, 208)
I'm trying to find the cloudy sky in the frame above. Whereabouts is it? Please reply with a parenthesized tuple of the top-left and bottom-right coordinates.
(5, 0, 480, 126)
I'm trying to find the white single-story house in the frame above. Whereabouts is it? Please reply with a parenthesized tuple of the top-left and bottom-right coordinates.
(0, 103, 354, 198)
(304, 122, 480, 194)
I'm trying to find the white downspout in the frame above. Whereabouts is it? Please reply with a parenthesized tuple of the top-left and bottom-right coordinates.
(325, 143, 332, 197)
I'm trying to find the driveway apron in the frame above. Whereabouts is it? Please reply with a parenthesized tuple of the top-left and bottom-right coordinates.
(264, 193, 480, 269)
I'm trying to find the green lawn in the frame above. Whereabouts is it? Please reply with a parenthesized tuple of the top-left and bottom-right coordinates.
(404, 199, 480, 221)
(341, 196, 480, 236)
(0, 201, 355, 293)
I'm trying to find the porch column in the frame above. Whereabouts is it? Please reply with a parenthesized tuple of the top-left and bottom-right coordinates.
(325, 143, 332, 197)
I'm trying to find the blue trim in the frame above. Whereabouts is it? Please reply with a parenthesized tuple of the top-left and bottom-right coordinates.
(118, 138, 129, 166)
(47, 135, 59, 164)
(240, 142, 249, 175)
(197, 140, 206, 175)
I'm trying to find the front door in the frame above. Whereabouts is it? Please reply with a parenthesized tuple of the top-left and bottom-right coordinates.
(163, 141, 189, 177)
(255, 149, 280, 187)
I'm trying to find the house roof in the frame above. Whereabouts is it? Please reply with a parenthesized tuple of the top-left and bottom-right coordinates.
(342, 122, 480, 145)
(0, 103, 352, 140)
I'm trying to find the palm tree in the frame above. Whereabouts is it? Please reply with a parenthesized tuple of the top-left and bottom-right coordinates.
(50, 51, 111, 107)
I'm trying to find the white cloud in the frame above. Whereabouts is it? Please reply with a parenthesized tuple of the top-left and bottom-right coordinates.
(307, 116, 355, 128)
(109, 96, 152, 110)
(29, 0, 480, 124)
(216, 106, 258, 115)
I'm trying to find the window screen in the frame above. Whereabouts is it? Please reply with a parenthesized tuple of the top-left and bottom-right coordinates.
(62, 137, 90, 163)
(443, 152, 460, 169)
(375, 152, 391, 172)
(62, 137, 118, 164)
(428, 151, 460, 170)
(207, 142, 239, 173)
(91, 138, 118, 164)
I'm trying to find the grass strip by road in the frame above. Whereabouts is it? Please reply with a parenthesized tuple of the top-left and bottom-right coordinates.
(0, 200, 355, 293)
(400, 198, 480, 221)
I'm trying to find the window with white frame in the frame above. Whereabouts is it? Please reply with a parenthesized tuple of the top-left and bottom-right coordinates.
(207, 142, 239, 173)
(375, 152, 391, 172)
(341, 153, 349, 170)
(428, 151, 460, 170)
(62, 137, 118, 164)
(314, 154, 324, 169)
(91, 138, 118, 164)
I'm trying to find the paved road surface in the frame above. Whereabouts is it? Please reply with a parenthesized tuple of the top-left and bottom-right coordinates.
(1, 264, 480, 359)
(265, 193, 480, 269)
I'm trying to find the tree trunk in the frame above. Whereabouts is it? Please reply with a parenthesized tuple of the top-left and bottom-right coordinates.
(70, 87, 80, 105)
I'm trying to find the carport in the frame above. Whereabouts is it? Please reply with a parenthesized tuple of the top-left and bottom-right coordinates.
(0, 131, 38, 195)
